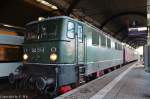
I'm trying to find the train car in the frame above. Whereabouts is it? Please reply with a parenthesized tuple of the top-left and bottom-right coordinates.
(124, 45, 138, 63)
(10, 16, 137, 96)
(0, 25, 24, 79)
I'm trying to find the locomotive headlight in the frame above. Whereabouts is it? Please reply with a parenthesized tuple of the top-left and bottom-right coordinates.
(23, 54, 28, 60)
(50, 53, 57, 61)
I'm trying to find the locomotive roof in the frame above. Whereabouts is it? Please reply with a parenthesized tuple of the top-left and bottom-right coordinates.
(26, 16, 85, 25)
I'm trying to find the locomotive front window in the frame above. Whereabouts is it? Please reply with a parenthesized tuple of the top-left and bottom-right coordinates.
(26, 20, 57, 40)
(39, 21, 57, 37)
(26, 24, 38, 40)
(67, 22, 75, 38)
(0, 45, 22, 62)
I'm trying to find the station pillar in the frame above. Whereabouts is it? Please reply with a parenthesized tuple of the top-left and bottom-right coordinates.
(144, 0, 150, 72)
(147, 0, 150, 44)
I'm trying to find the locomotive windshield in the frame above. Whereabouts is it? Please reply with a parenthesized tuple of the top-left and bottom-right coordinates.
(26, 20, 57, 40)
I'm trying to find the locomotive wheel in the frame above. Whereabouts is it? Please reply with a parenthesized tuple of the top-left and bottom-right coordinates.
(44, 86, 59, 98)
(8, 73, 16, 84)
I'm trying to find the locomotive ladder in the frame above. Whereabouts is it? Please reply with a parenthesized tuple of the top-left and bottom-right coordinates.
(78, 64, 86, 84)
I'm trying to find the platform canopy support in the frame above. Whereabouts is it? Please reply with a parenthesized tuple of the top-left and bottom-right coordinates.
(144, 0, 150, 72)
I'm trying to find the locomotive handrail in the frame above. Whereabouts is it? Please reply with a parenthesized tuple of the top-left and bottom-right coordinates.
(75, 33, 78, 65)
(84, 34, 87, 65)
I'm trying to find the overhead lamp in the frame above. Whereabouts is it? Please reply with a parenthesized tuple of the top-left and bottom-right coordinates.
(36, 0, 58, 10)
(3, 24, 13, 28)
(147, 14, 150, 19)
(51, 5, 58, 10)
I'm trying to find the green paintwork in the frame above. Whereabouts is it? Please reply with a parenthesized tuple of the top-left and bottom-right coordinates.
(24, 16, 123, 75)
(24, 18, 76, 64)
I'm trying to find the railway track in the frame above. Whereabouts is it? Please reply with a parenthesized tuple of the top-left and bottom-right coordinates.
(0, 82, 50, 99)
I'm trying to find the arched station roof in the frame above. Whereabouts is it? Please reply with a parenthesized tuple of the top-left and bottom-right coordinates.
(0, 0, 147, 48)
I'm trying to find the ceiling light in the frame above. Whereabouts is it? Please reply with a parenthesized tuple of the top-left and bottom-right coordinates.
(3, 24, 13, 28)
(51, 5, 58, 10)
(147, 14, 150, 19)
(41, 0, 49, 5)
(36, 0, 58, 10)
(36, 0, 42, 2)
(128, 27, 147, 32)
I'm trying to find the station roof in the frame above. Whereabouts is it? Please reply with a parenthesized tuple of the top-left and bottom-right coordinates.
(0, 0, 147, 48)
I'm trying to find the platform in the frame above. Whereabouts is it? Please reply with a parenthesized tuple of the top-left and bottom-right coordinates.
(55, 62, 150, 99)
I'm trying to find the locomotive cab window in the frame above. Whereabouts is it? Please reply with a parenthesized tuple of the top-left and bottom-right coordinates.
(26, 20, 57, 40)
(26, 24, 38, 40)
(39, 21, 57, 38)
(67, 21, 75, 38)
(77, 24, 83, 42)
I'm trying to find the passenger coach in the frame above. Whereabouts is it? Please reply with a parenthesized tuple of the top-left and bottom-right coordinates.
(0, 25, 24, 79)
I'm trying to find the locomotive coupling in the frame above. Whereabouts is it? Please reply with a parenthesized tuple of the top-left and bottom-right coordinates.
(36, 77, 54, 91)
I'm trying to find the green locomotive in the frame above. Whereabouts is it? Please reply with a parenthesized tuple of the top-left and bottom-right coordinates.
(17, 16, 123, 94)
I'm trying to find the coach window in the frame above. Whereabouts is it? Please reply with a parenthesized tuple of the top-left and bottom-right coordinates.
(107, 38, 111, 48)
(77, 24, 83, 42)
(101, 34, 106, 47)
(67, 21, 75, 38)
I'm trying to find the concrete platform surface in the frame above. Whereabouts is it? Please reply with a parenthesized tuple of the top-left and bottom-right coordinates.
(55, 62, 150, 99)
(102, 63, 150, 99)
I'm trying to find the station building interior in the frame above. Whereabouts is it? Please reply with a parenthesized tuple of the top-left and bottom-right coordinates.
(0, 0, 150, 99)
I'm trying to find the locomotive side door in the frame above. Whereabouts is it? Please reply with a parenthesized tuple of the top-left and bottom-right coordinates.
(75, 23, 87, 84)
(75, 23, 86, 65)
